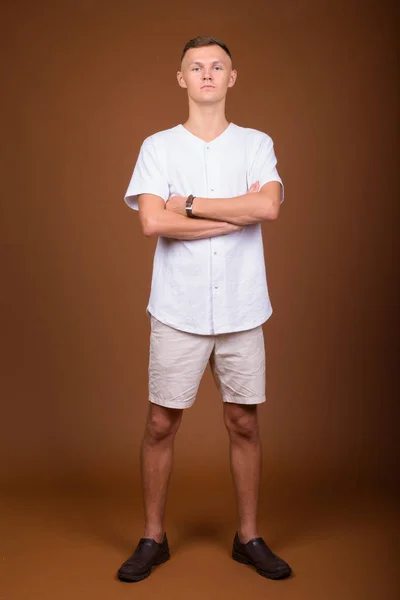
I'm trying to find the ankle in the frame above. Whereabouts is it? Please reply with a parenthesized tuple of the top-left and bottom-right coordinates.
(238, 528, 259, 544)
(143, 528, 164, 543)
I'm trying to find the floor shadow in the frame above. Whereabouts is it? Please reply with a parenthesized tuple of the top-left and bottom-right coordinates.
(170, 518, 233, 554)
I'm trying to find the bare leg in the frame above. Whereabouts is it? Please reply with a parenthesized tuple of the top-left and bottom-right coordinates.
(140, 403, 183, 542)
(223, 403, 262, 544)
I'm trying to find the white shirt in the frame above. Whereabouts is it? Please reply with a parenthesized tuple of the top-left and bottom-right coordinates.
(124, 122, 284, 335)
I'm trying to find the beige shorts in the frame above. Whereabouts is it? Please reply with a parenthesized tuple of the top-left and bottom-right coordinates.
(148, 315, 266, 409)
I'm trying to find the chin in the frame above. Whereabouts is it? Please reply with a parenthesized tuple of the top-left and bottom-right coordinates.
(192, 93, 222, 103)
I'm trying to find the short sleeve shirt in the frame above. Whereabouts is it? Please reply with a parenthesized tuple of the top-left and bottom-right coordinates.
(124, 122, 284, 335)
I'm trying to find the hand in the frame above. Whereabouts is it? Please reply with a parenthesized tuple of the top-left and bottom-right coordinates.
(165, 195, 187, 216)
(248, 181, 260, 193)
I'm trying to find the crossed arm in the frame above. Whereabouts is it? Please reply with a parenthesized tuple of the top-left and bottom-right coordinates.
(138, 181, 282, 240)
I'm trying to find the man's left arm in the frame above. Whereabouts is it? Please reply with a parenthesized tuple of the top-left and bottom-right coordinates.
(193, 180, 282, 225)
(165, 181, 281, 225)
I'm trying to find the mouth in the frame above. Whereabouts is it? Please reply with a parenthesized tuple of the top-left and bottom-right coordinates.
(201, 85, 215, 89)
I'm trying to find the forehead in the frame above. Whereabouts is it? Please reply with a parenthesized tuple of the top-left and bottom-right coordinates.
(183, 45, 231, 66)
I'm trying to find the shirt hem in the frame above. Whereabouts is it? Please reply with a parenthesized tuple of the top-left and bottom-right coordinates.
(146, 306, 273, 335)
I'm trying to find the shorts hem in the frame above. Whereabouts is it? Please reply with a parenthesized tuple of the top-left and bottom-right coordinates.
(222, 396, 266, 405)
(149, 396, 194, 409)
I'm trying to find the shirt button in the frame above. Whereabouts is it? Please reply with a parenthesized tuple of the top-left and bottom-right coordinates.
(214, 286, 218, 289)
(214, 252, 217, 255)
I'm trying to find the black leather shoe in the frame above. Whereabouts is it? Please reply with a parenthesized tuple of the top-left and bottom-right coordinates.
(232, 532, 292, 580)
(117, 533, 170, 582)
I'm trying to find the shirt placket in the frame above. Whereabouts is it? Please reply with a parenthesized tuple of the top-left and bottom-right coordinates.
(204, 143, 224, 334)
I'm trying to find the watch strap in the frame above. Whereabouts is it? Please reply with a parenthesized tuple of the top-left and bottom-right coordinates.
(185, 194, 197, 218)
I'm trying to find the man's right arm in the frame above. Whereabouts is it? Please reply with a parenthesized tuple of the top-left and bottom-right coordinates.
(138, 194, 242, 240)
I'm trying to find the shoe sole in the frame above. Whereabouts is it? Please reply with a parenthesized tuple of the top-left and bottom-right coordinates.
(232, 550, 292, 580)
(117, 552, 170, 582)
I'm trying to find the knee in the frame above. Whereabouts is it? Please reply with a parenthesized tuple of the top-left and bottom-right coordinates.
(224, 409, 259, 443)
(145, 406, 183, 443)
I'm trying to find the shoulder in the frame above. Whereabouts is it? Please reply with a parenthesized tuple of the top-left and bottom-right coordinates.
(231, 123, 273, 147)
(141, 125, 182, 150)
(231, 125, 275, 163)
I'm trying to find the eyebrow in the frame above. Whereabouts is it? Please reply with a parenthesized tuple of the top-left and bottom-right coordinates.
(189, 60, 224, 66)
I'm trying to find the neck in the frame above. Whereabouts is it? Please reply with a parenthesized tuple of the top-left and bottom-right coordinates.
(183, 98, 229, 142)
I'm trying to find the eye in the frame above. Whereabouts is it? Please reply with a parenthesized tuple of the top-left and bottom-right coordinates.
(214, 66, 222, 70)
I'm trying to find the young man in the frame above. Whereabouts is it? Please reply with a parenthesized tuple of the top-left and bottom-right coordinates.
(117, 36, 292, 582)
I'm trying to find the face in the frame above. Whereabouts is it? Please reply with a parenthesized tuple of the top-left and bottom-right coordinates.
(177, 45, 237, 104)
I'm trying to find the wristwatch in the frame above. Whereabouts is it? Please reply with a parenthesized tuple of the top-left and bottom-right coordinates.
(185, 194, 197, 218)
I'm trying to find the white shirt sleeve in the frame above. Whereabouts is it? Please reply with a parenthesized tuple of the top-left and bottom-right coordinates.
(249, 135, 284, 202)
(124, 138, 170, 211)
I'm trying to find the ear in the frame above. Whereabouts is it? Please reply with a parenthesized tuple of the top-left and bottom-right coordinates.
(177, 71, 187, 89)
(227, 69, 237, 88)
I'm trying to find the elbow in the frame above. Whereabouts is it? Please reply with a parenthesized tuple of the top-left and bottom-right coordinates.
(142, 210, 170, 237)
(260, 200, 280, 221)
(268, 206, 280, 221)
(141, 216, 158, 237)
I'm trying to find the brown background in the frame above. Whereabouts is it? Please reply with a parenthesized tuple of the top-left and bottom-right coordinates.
(1, 0, 398, 599)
